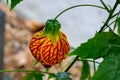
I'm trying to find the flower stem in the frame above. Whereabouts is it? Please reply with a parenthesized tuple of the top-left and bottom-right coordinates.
(54, 4, 105, 20)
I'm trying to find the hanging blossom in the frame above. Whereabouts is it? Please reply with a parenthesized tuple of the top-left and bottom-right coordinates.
(29, 19, 70, 68)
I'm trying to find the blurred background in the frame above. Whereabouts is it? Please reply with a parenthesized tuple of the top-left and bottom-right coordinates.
(0, 0, 115, 80)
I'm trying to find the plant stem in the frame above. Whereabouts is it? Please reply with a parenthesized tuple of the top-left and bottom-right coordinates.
(56, 4, 105, 73)
(0, 69, 35, 73)
(64, 56, 79, 72)
(98, 0, 119, 33)
(112, 11, 120, 18)
(78, 59, 100, 64)
(113, 10, 120, 31)
(93, 60, 96, 72)
(60, 0, 119, 73)
(54, 4, 105, 20)
(0, 69, 52, 75)
(100, 0, 110, 12)
(6, 0, 8, 4)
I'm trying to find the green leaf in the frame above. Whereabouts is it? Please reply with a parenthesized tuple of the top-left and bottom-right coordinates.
(69, 31, 120, 59)
(34, 60, 39, 66)
(34, 72, 44, 80)
(80, 60, 90, 80)
(56, 72, 72, 80)
(92, 46, 120, 80)
(10, 0, 23, 10)
(24, 72, 44, 80)
(6, 0, 9, 4)
(48, 73, 56, 80)
(24, 72, 34, 80)
(117, 17, 120, 35)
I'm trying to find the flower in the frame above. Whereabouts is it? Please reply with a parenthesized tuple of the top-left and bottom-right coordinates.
(29, 19, 70, 68)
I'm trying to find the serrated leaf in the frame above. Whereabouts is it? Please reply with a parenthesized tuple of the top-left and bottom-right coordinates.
(69, 31, 120, 59)
(10, 0, 23, 10)
(117, 17, 120, 35)
(80, 61, 90, 80)
(57, 72, 72, 80)
(92, 46, 120, 80)
(24, 72, 44, 80)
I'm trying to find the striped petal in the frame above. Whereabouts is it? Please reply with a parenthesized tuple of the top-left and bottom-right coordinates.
(29, 31, 70, 68)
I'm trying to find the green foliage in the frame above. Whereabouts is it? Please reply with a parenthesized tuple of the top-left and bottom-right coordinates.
(69, 31, 120, 59)
(3, 0, 120, 80)
(56, 72, 72, 80)
(11, 0, 23, 10)
(92, 46, 120, 80)
(117, 17, 120, 35)
(80, 61, 90, 80)
(6, 0, 23, 10)
(6, 0, 9, 4)
(34, 60, 39, 66)
(24, 72, 44, 80)
(48, 73, 56, 80)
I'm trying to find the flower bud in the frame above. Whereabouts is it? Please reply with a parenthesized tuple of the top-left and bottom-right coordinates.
(29, 19, 70, 68)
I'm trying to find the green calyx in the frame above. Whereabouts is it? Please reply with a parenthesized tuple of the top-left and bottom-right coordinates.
(44, 19, 61, 34)
(39, 19, 62, 44)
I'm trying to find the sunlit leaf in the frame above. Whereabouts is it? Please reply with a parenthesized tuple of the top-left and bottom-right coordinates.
(80, 60, 90, 80)
(92, 46, 120, 80)
(69, 31, 120, 59)
(57, 72, 72, 80)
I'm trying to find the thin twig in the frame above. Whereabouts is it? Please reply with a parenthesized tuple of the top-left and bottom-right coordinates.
(113, 11, 120, 31)
(98, 0, 119, 33)
(64, 56, 79, 72)
(100, 0, 110, 12)
(0, 69, 53, 75)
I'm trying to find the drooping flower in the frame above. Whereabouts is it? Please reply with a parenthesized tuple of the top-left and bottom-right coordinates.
(29, 19, 70, 68)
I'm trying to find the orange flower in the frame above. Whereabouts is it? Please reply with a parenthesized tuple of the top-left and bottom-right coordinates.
(29, 19, 70, 68)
